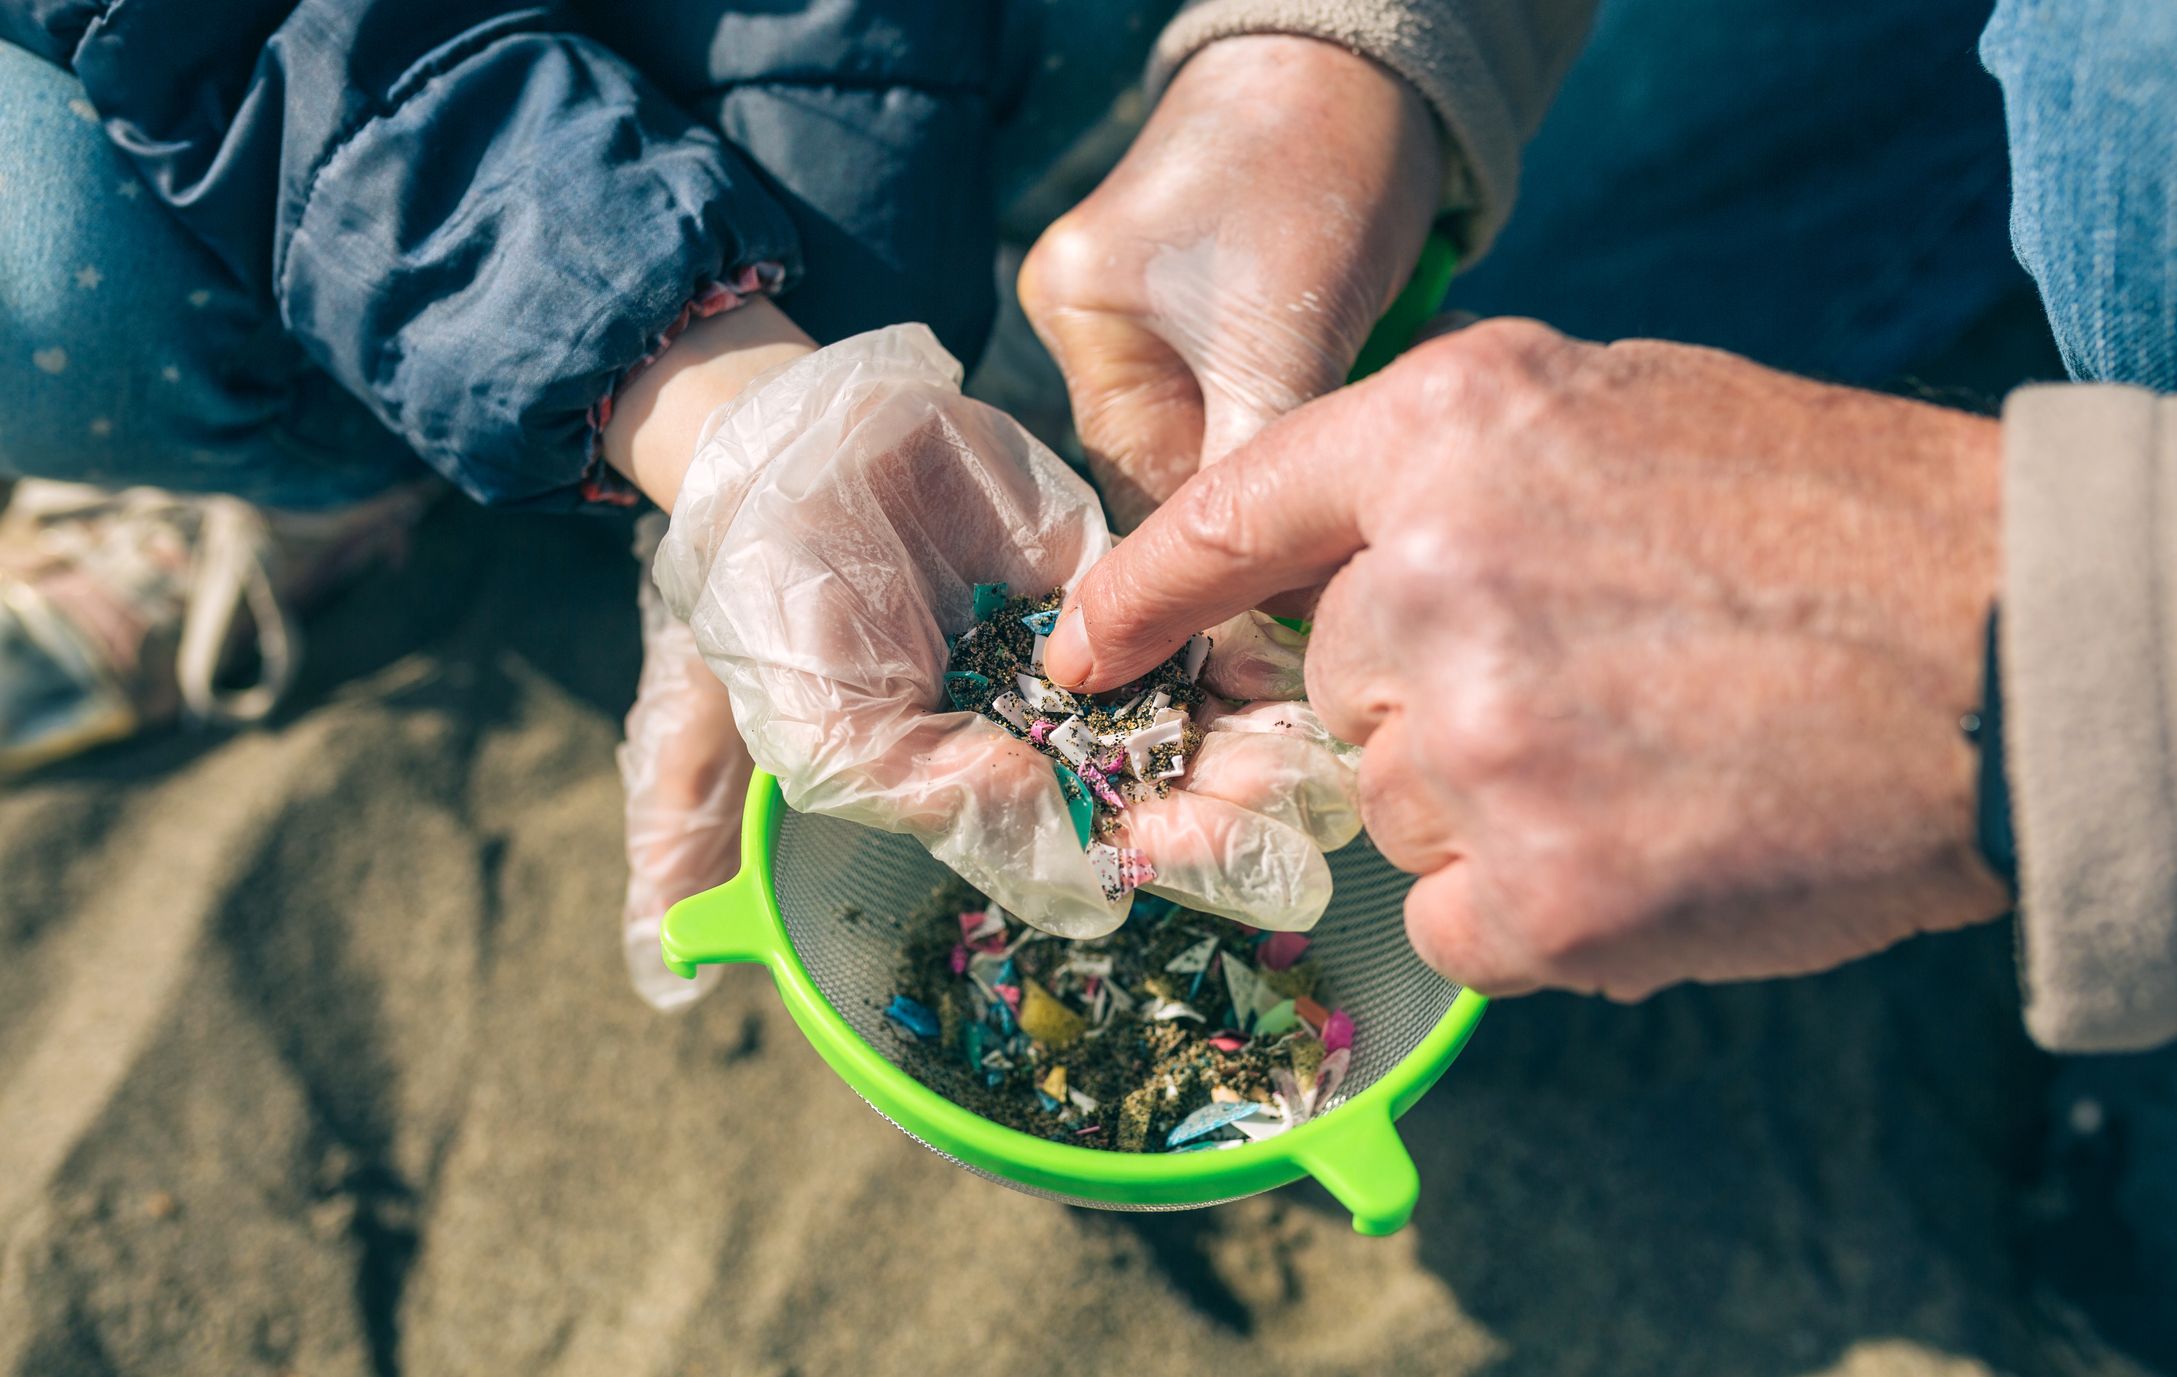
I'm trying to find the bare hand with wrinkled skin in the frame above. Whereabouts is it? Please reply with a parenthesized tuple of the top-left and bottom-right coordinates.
(1019, 34, 1443, 530)
(1044, 320, 2014, 1000)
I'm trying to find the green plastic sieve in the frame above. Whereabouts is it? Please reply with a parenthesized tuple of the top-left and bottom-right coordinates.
(659, 233, 1477, 1234)
(661, 775, 1486, 1234)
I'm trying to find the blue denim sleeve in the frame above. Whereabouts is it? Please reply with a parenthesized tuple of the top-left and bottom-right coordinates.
(5, 0, 802, 509)
(1982, 0, 2177, 392)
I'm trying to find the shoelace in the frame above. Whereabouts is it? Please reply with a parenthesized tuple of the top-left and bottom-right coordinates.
(177, 497, 297, 725)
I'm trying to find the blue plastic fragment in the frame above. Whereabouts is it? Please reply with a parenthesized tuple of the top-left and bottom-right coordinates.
(985, 1070, 1005, 1087)
(1188, 966, 1208, 1001)
(973, 582, 1010, 620)
(1020, 607, 1060, 636)
(1051, 762, 1096, 846)
(1165, 1099, 1269, 1148)
(1036, 1091, 1062, 1113)
(963, 1022, 987, 1067)
(884, 994, 941, 1040)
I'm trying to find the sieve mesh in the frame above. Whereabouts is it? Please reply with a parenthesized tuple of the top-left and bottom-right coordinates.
(771, 806, 1460, 1210)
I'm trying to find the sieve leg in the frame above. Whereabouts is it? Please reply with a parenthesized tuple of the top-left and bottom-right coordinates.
(660, 869, 776, 977)
(1295, 1106, 1423, 1236)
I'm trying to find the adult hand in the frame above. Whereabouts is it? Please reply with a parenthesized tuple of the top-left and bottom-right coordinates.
(1018, 34, 1443, 529)
(654, 324, 1354, 939)
(1043, 320, 2014, 999)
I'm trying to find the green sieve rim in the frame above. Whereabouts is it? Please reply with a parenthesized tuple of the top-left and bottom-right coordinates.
(663, 774, 1488, 1235)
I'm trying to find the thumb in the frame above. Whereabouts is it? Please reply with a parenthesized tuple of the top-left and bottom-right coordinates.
(1043, 375, 1389, 693)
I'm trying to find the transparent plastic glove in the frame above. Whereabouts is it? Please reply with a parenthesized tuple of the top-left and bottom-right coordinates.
(619, 514, 752, 1011)
(655, 324, 1337, 938)
(1018, 34, 1443, 529)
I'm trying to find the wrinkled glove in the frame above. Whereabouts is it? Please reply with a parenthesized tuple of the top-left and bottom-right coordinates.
(655, 324, 1356, 938)
(620, 513, 753, 1011)
(1018, 34, 1443, 529)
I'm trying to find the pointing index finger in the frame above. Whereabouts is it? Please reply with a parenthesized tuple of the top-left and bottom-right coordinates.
(1044, 378, 1389, 692)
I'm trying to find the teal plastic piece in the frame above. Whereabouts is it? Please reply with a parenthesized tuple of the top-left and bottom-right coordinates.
(1050, 761, 1096, 846)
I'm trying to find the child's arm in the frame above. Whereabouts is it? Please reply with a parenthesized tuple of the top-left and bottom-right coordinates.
(5, 0, 1000, 512)
(599, 299, 813, 512)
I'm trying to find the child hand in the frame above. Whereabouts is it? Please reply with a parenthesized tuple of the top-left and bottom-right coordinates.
(619, 514, 751, 1010)
(653, 325, 1348, 937)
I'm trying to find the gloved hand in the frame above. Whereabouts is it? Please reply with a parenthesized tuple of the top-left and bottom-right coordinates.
(619, 512, 752, 1011)
(1018, 34, 1444, 529)
(654, 323, 1357, 938)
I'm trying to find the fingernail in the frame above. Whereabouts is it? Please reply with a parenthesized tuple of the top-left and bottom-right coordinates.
(1044, 607, 1093, 688)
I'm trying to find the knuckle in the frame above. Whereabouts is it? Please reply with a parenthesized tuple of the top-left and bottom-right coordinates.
(1171, 462, 1263, 570)
(1434, 676, 1544, 782)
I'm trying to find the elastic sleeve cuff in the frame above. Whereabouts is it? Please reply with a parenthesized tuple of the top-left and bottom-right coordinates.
(2002, 384, 2177, 1052)
(1145, 0, 1596, 261)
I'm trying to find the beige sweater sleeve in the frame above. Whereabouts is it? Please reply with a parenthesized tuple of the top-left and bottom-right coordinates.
(2003, 385, 2177, 1052)
(1148, 0, 1599, 261)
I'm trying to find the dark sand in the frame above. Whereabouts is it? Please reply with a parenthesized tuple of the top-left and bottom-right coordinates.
(0, 499, 2160, 1377)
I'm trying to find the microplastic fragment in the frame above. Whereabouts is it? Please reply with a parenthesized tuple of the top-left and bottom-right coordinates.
(1166, 1098, 1268, 1147)
(1253, 1000, 1299, 1037)
(972, 582, 1010, 620)
(1164, 937, 1219, 974)
(1323, 1009, 1355, 1054)
(1180, 634, 1211, 682)
(988, 690, 1031, 731)
(1122, 715, 1186, 780)
(883, 994, 940, 1040)
(1047, 716, 1097, 768)
(1020, 607, 1060, 636)
(943, 670, 989, 709)
(1148, 999, 1205, 1022)
(1255, 932, 1311, 971)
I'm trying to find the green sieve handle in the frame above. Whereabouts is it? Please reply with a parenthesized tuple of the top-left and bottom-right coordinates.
(660, 868, 776, 977)
(1296, 1104, 1423, 1236)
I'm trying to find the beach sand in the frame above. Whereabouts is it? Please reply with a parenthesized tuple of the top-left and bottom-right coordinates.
(0, 501, 2159, 1377)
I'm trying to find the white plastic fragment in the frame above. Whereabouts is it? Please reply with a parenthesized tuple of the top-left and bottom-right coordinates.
(1223, 956, 1266, 1030)
(1069, 1088, 1100, 1114)
(1031, 632, 1049, 673)
(1148, 689, 1170, 714)
(1180, 633, 1211, 682)
(1123, 715, 1187, 780)
(1148, 999, 1205, 1022)
(1086, 841, 1122, 893)
(1047, 715, 1097, 768)
(988, 690, 1030, 732)
(1309, 1047, 1351, 1114)
(1163, 936, 1219, 974)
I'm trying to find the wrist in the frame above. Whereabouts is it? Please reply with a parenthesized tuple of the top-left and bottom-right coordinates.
(602, 297, 815, 511)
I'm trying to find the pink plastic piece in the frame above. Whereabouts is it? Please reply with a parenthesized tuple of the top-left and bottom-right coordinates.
(1207, 1033, 1248, 1052)
(1322, 1009, 1355, 1054)
(947, 944, 970, 975)
(1257, 932, 1310, 971)
(993, 984, 1022, 1014)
